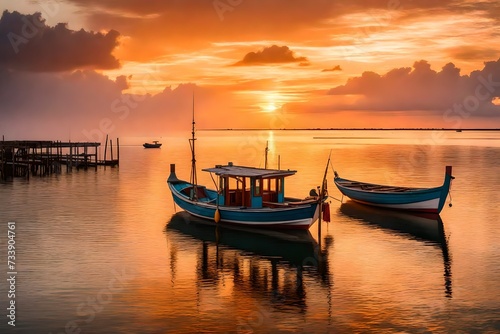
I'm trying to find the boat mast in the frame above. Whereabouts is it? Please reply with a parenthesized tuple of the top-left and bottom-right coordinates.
(189, 94, 198, 199)
(264, 141, 269, 169)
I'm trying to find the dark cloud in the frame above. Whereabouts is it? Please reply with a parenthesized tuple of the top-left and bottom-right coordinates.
(0, 70, 125, 118)
(322, 65, 342, 72)
(0, 69, 181, 139)
(233, 45, 308, 66)
(0, 70, 259, 140)
(328, 59, 500, 116)
(0, 10, 120, 72)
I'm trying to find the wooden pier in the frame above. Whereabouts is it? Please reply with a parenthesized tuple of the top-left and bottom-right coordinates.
(0, 138, 119, 180)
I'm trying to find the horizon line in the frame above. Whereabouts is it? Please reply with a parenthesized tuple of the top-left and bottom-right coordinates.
(199, 128, 500, 131)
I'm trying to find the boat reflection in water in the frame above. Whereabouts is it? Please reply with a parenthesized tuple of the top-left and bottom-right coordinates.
(339, 201, 452, 298)
(165, 211, 333, 314)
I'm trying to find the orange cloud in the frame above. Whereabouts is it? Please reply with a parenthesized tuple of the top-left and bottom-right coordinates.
(322, 65, 342, 72)
(447, 45, 500, 61)
(63, 0, 340, 61)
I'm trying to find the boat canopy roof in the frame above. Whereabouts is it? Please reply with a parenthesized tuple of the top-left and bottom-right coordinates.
(202, 164, 296, 178)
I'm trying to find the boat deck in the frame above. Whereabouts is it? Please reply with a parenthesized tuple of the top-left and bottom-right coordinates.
(336, 179, 424, 193)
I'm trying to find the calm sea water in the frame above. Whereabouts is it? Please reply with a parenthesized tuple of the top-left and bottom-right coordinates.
(1, 130, 499, 333)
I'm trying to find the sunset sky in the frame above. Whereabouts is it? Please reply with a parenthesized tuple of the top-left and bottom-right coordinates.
(1, 0, 500, 140)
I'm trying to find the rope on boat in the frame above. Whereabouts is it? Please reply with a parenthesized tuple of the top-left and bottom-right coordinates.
(209, 172, 219, 192)
(448, 175, 454, 207)
(209, 172, 221, 223)
(328, 195, 343, 203)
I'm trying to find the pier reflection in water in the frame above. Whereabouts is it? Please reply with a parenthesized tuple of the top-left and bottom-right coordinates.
(339, 201, 452, 298)
(165, 212, 333, 321)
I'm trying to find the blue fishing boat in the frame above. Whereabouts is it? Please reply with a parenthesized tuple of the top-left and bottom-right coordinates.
(334, 166, 454, 214)
(167, 163, 321, 229)
(166, 99, 324, 230)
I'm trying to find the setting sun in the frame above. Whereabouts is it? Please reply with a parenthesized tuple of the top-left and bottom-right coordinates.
(262, 103, 278, 113)
(260, 92, 286, 113)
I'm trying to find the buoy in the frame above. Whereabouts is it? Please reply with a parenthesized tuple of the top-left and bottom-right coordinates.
(322, 202, 331, 222)
(214, 208, 221, 223)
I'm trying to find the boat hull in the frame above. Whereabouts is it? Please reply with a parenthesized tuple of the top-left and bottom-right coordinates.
(143, 144, 161, 148)
(168, 182, 320, 230)
(334, 166, 453, 214)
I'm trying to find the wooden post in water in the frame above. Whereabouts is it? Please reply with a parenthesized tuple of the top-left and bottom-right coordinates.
(103, 134, 108, 166)
(84, 144, 88, 169)
(55, 141, 59, 173)
(0, 147, 3, 181)
(94, 144, 98, 171)
(48, 143, 52, 174)
(30, 145, 34, 176)
(69, 142, 73, 172)
(57, 141, 61, 174)
(25, 143, 29, 180)
(76, 145, 79, 170)
(110, 139, 113, 162)
(12, 146, 15, 178)
(116, 138, 120, 166)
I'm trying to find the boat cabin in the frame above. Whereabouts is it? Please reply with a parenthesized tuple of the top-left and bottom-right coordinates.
(202, 163, 297, 209)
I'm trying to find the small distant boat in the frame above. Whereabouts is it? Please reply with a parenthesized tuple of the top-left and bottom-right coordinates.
(143, 141, 162, 148)
(334, 166, 454, 214)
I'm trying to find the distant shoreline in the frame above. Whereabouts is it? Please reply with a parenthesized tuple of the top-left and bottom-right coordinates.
(200, 128, 500, 131)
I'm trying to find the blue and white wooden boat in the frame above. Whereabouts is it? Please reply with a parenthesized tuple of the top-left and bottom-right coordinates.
(334, 166, 454, 214)
(166, 99, 325, 230)
(167, 163, 321, 229)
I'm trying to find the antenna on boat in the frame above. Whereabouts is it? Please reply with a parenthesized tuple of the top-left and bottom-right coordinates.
(189, 92, 198, 200)
(264, 141, 269, 169)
